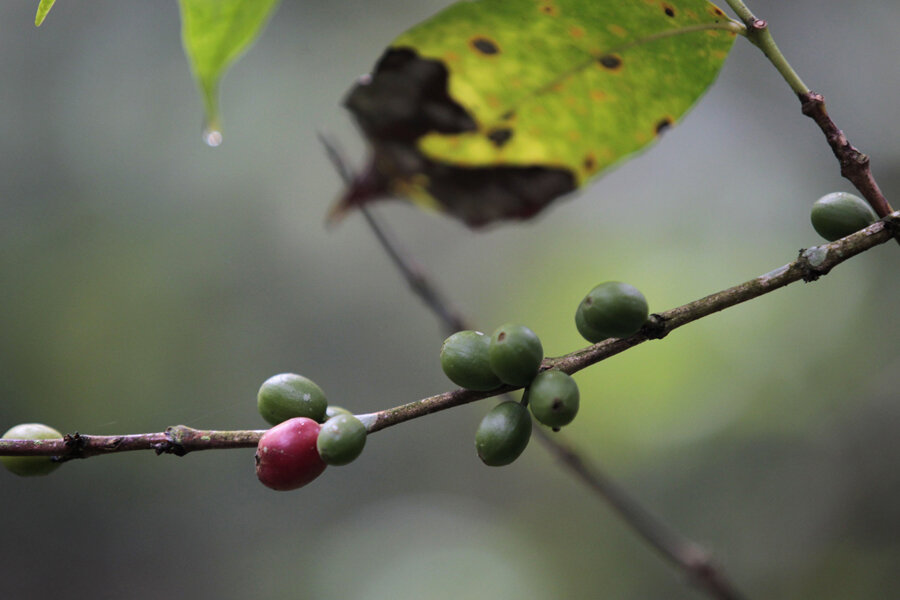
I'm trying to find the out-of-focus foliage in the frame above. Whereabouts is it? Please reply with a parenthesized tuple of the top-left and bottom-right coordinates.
(0, 1, 897, 599)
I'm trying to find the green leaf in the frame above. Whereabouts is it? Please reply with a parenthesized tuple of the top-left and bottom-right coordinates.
(34, 0, 56, 27)
(178, 0, 280, 144)
(394, 0, 738, 186)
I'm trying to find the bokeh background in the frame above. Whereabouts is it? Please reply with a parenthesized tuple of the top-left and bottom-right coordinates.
(1, 1, 898, 598)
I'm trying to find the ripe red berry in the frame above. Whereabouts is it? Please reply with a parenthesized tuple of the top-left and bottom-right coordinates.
(255, 417, 327, 491)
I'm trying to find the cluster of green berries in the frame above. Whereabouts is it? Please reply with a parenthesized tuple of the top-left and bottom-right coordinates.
(810, 192, 877, 242)
(255, 373, 367, 491)
(0, 423, 63, 477)
(440, 323, 580, 467)
(441, 283, 650, 467)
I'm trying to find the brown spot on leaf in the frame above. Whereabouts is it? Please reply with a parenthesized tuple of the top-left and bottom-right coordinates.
(655, 117, 673, 135)
(710, 6, 725, 17)
(583, 153, 597, 172)
(598, 54, 622, 70)
(500, 110, 515, 121)
(663, 4, 675, 17)
(569, 25, 585, 38)
(470, 37, 500, 55)
(539, 3, 560, 16)
(487, 128, 514, 148)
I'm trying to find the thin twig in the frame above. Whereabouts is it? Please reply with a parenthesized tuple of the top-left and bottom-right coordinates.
(533, 427, 747, 600)
(799, 93, 895, 218)
(318, 134, 467, 334)
(724, 0, 895, 220)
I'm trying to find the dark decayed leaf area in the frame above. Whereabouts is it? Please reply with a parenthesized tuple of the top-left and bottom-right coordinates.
(335, 0, 737, 228)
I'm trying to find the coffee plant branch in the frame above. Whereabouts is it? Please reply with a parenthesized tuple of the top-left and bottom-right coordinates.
(725, 0, 895, 219)
(2, 213, 894, 459)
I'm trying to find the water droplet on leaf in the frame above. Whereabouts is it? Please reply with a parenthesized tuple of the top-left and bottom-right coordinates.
(203, 127, 223, 147)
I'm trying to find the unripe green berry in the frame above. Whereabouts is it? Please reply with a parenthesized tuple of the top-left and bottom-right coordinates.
(317, 413, 367, 466)
(528, 370, 579, 429)
(257, 373, 328, 426)
(488, 323, 543, 386)
(580, 281, 649, 339)
(575, 303, 607, 344)
(475, 401, 532, 466)
(1, 423, 63, 477)
(810, 192, 877, 241)
(440, 330, 502, 391)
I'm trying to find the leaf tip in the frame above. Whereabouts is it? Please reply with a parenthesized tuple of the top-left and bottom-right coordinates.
(34, 0, 56, 27)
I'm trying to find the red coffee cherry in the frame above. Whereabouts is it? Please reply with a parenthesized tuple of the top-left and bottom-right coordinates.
(255, 417, 327, 491)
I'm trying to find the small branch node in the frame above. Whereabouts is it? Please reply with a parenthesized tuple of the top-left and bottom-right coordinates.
(884, 213, 900, 234)
(162, 426, 190, 457)
(798, 247, 830, 282)
(643, 313, 669, 340)
(63, 432, 86, 454)
(799, 91, 824, 116)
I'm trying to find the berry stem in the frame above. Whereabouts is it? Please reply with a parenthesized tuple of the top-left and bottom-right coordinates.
(533, 427, 747, 600)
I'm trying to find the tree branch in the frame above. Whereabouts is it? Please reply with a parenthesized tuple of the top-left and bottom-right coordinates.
(725, 0, 895, 219)
(0, 426, 264, 459)
(318, 133, 468, 335)
(4, 215, 894, 449)
(360, 212, 897, 431)
(799, 92, 894, 218)
(534, 427, 747, 600)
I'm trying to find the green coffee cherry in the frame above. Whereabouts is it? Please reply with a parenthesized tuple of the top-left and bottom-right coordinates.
(528, 370, 579, 429)
(475, 401, 532, 466)
(488, 323, 543, 386)
(575, 303, 607, 344)
(810, 192, 877, 241)
(440, 330, 502, 391)
(317, 413, 367, 466)
(1, 423, 63, 477)
(580, 281, 649, 339)
(257, 373, 328, 426)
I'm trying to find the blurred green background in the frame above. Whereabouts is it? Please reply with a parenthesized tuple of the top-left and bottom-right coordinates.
(1, 1, 898, 598)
